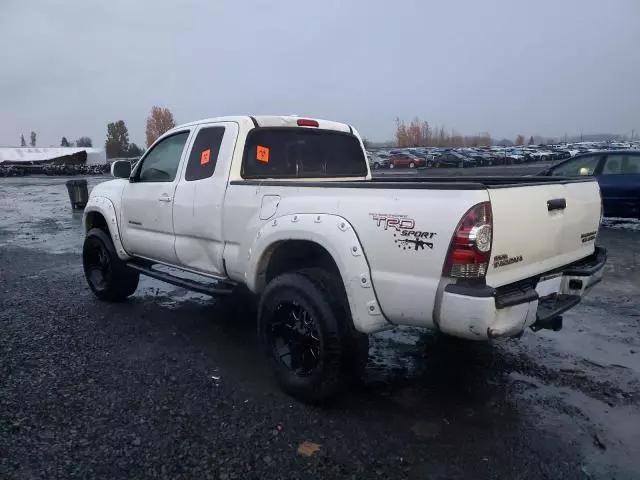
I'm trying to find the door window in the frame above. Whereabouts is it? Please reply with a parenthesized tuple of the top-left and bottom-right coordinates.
(601, 154, 640, 175)
(550, 155, 600, 176)
(185, 126, 225, 181)
(137, 131, 189, 183)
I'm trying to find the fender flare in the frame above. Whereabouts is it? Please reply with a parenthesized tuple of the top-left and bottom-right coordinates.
(83, 196, 131, 261)
(245, 213, 391, 334)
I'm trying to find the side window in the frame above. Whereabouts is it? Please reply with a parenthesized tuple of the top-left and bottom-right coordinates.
(185, 126, 225, 181)
(550, 155, 599, 176)
(602, 154, 640, 175)
(138, 131, 189, 183)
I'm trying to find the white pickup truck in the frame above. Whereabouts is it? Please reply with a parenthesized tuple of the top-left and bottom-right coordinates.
(82, 115, 607, 403)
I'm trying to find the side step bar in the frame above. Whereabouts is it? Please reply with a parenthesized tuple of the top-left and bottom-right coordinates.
(126, 261, 235, 296)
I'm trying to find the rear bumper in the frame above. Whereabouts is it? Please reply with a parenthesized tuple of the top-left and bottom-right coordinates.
(437, 247, 607, 340)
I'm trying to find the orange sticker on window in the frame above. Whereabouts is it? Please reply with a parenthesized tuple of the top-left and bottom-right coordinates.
(200, 149, 211, 165)
(256, 145, 270, 163)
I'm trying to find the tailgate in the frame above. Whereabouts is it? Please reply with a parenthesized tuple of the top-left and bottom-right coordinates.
(485, 179, 601, 287)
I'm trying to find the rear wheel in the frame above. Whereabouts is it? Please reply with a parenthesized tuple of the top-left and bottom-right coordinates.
(426, 159, 434, 168)
(83, 228, 139, 302)
(373, 162, 380, 170)
(258, 268, 368, 403)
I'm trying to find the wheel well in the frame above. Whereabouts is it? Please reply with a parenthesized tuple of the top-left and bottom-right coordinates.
(85, 211, 108, 234)
(260, 240, 342, 291)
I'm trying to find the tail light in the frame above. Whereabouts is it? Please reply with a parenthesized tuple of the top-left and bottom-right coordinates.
(443, 202, 493, 279)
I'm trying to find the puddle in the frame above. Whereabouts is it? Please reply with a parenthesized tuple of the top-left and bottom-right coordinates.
(0, 175, 109, 253)
(601, 217, 640, 232)
(510, 371, 640, 479)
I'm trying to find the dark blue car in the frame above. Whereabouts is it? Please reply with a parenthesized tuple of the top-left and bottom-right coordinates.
(540, 150, 640, 219)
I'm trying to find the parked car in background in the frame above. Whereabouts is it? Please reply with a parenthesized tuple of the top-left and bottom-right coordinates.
(539, 150, 640, 219)
(506, 149, 527, 164)
(410, 150, 437, 167)
(434, 151, 478, 168)
(389, 153, 426, 169)
(368, 154, 390, 170)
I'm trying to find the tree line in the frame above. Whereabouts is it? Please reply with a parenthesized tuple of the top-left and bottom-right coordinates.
(19, 131, 93, 148)
(394, 116, 554, 148)
(104, 106, 175, 158)
(394, 117, 492, 148)
(18, 106, 175, 159)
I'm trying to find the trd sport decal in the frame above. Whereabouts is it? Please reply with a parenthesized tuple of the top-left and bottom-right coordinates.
(370, 213, 437, 251)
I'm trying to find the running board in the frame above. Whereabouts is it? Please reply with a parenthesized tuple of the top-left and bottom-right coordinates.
(126, 261, 235, 296)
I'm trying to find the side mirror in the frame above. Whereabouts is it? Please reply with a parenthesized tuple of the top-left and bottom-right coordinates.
(111, 160, 132, 179)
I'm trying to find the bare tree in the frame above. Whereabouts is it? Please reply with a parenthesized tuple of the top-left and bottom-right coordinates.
(393, 117, 494, 148)
(145, 106, 176, 146)
(394, 117, 408, 147)
(515, 135, 525, 146)
(477, 132, 492, 146)
(20, 134, 26, 147)
(30, 131, 36, 147)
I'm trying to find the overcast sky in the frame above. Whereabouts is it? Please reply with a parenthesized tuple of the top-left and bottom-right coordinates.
(1, 0, 638, 147)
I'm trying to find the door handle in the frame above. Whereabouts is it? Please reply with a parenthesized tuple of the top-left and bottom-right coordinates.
(158, 195, 172, 203)
(547, 198, 566, 211)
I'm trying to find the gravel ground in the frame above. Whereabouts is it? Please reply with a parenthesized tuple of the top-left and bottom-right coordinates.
(1, 174, 639, 480)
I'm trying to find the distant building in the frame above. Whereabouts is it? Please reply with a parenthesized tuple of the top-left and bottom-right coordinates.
(0, 147, 107, 166)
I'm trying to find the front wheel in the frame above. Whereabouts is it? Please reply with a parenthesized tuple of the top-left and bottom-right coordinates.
(426, 159, 434, 168)
(389, 163, 394, 169)
(258, 269, 359, 403)
(409, 162, 415, 169)
(83, 228, 139, 302)
(373, 162, 380, 170)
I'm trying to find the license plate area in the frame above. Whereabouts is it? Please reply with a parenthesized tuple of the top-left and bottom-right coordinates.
(536, 273, 562, 297)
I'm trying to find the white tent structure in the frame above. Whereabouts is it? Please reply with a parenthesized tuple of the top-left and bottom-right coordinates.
(0, 147, 107, 165)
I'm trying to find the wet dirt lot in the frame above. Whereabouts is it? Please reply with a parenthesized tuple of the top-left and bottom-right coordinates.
(1, 175, 639, 479)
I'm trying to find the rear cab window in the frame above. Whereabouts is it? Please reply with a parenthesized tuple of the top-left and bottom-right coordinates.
(241, 128, 367, 179)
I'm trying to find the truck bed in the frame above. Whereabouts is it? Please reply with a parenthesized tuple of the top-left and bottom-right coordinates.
(230, 176, 593, 190)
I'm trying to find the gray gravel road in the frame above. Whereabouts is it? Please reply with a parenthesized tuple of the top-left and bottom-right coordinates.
(1, 174, 639, 479)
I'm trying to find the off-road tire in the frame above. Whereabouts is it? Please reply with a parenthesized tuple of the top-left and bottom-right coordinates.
(82, 228, 139, 302)
(258, 268, 369, 403)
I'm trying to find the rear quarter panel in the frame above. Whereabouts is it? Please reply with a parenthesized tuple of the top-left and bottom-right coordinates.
(223, 184, 489, 328)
